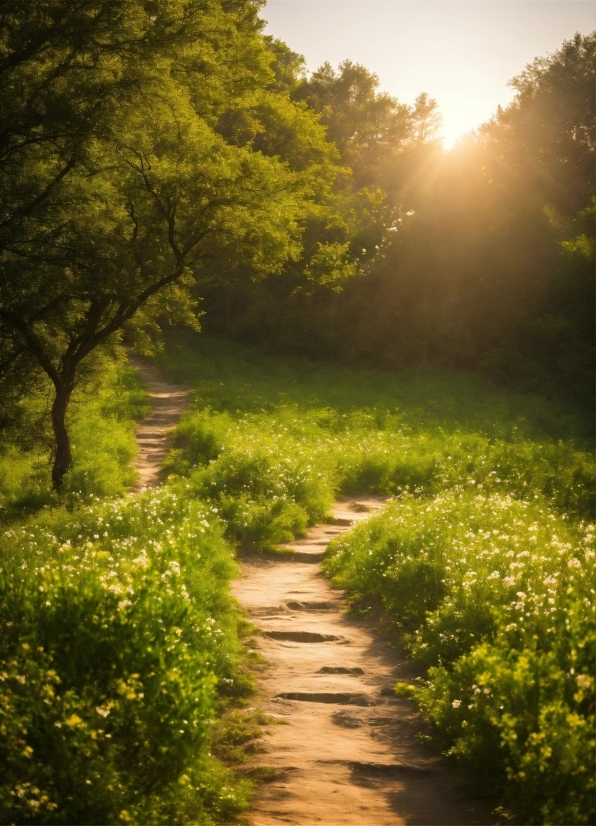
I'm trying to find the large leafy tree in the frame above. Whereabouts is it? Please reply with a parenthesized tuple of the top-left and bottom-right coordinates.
(0, 0, 328, 488)
(200, 58, 441, 351)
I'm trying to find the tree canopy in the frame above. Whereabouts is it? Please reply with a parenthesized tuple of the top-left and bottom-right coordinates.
(0, 0, 352, 486)
(203, 33, 594, 415)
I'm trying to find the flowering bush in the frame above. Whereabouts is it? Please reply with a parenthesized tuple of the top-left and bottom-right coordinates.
(0, 489, 248, 824)
(324, 495, 595, 824)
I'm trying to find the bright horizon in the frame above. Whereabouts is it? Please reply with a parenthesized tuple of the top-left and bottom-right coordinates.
(261, 0, 596, 148)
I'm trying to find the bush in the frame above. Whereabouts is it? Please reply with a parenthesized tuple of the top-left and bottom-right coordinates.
(0, 488, 249, 825)
(324, 495, 596, 824)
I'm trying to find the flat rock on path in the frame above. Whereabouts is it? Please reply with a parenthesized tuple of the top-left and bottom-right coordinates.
(129, 354, 191, 491)
(233, 499, 492, 826)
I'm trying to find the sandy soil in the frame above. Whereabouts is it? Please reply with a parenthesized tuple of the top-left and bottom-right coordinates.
(128, 358, 492, 825)
(128, 354, 190, 491)
(233, 499, 493, 826)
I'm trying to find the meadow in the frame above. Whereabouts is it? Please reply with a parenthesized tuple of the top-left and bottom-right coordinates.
(161, 331, 594, 824)
(0, 331, 593, 824)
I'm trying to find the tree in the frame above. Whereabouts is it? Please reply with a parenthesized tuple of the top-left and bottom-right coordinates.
(0, 0, 320, 488)
(293, 60, 412, 187)
(480, 32, 595, 215)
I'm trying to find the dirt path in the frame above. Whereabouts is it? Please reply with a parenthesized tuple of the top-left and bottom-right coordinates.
(233, 499, 491, 826)
(128, 354, 191, 491)
(128, 358, 489, 824)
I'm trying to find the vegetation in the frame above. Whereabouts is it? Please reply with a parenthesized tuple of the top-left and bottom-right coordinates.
(203, 34, 595, 416)
(0, 3, 593, 823)
(0, 365, 257, 824)
(157, 331, 594, 824)
(325, 497, 594, 824)
(1, 320, 593, 823)
(0, 0, 363, 488)
(1, 486, 251, 824)
(0, 359, 148, 519)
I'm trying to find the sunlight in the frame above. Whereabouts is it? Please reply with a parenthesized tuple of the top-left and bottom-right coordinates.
(441, 126, 467, 151)
(438, 96, 488, 150)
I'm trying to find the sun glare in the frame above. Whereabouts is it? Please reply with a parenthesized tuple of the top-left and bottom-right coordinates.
(441, 127, 467, 151)
(437, 97, 489, 151)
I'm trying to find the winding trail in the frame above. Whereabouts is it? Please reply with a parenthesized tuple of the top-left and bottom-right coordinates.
(130, 357, 490, 826)
(129, 354, 191, 491)
(232, 504, 490, 826)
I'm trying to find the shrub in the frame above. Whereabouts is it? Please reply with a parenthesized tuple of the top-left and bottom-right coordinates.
(324, 495, 596, 824)
(0, 488, 249, 825)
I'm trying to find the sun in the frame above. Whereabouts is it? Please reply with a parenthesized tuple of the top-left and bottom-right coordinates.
(437, 95, 490, 150)
(441, 127, 468, 151)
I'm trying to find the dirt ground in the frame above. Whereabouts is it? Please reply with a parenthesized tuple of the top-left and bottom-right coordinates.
(129, 354, 190, 491)
(232, 500, 493, 826)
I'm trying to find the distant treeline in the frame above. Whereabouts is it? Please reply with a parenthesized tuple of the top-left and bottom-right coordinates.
(203, 34, 595, 414)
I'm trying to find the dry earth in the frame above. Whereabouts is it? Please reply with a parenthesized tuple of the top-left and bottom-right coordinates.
(128, 354, 190, 491)
(233, 502, 492, 826)
(130, 357, 492, 825)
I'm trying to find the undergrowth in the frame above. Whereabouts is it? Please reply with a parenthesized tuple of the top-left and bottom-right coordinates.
(0, 359, 149, 522)
(2, 330, 593, 824)
(162, 332, 593, 550)
(324, 496, 595, 824)
(159, 330, 595, 824)
(0, 352, 251, 824)
(0, 488, 251, 824)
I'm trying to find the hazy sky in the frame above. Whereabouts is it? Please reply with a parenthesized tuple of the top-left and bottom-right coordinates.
(261, 1, 595, 147)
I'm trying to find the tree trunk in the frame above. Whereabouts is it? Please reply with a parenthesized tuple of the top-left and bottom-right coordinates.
(51, 382, 74, 489)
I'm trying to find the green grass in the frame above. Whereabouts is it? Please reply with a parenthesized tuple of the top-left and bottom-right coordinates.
(158, 330, 594, 824)
(160, 331, 592, 549)
(1, 330, 593, 824)
(0, 357, 150, 521)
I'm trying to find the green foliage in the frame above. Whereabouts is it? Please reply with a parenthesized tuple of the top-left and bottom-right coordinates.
(0, 360, 148, 521)
(201, 33, 595, 416)
(160, 333, 594, 822)
(0, 487, 249, 825)
(0, 0, 354, 488)
(293, 61, 438, 186)
(325, 493, 595, 823)
(162, 334, 593, 548)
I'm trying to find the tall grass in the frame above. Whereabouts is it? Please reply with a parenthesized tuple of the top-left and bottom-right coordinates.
(160, 331, 594, 823)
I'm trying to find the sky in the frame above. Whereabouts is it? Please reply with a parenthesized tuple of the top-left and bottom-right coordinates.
(261, 1, 596, 147)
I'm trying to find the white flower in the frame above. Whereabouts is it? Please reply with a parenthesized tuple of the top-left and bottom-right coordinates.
(451, 699, 461, 708)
